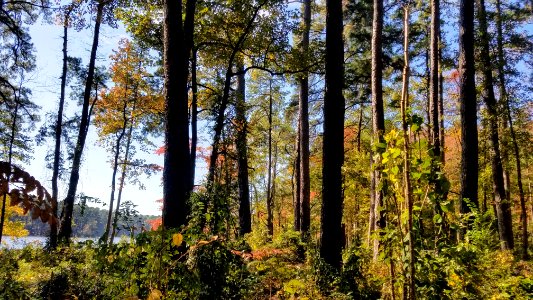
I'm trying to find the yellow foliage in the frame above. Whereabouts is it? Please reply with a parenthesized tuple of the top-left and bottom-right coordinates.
(1, 195, 29, 237)
(171, 233, 183, 247)
(147, 289, 162, 300)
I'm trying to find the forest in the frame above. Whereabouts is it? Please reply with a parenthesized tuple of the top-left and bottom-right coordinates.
(0, 0, 532, 299)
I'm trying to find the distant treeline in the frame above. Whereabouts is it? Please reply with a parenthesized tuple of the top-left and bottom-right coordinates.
(11, 202, 158, 238)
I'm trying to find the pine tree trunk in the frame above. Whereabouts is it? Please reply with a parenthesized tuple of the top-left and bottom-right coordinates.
(477, 0, 513, 251)
(103, 99, 129, 242)
(293, 132, 301, 231)
(50, 8, 71, 249)
(299, 0, 312, 236)
(458, 0, 478, 216)
(495, 0, 527, 259)
(430, 0, 440, 157)
(320, 0, 345, 269)
(401, 6, 415, 299)
(110, 110, 134, 243)
(370, 0, 386, 261)
(438, 49, 445, 164)
(267, 80, 274, 237)
(190, 49, 198, 191)
(58, 2, 105, 243)
(206, 6, 262, 187)
(162, 0, 196, 229)
(236, 60, 251, 236)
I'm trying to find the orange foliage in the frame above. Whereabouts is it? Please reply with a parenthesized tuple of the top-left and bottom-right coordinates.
(147, 217, 162, 230)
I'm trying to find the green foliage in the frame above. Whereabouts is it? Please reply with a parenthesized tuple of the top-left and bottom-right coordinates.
(190, 240, 250, 299)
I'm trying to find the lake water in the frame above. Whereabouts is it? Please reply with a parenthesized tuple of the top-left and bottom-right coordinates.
(1, 236, 123, 249)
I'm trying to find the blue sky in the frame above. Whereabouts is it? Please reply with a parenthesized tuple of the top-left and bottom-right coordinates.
(27, 18, 166, 216)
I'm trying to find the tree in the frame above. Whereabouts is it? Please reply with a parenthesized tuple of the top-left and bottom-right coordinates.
(94, 39, 163, 243)
(400, 4, 415, 298)
(235, 59, 251, 236)
(369, 0, 386, 260)
(49, 2, 80, 249)
(476, 0, 512, 250)
(458, 0, 478, 217)
(58, 0, 118, 243)
(429, 0, 440, 156)
(495, 0, 529, 258)
(298, 0, 312, 236)
(320, 0, 345, 269)
(266, 79, 275, 237)
(162, 0, 196, 229)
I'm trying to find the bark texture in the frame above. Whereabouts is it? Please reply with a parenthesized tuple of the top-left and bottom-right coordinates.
(320, 0, 345, 269)
(162, 0, 196, 229)
(236, 61, 251, 236)
(458, 0, 478, 214)
(299, 0, 311, 236)
(370, 0, 386, 260)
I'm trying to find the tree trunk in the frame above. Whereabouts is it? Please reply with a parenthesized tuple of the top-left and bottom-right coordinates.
(299, 0, 311, 236)
(438, 46, 445, 164)
(49, 8, 71, 249)
(103, 99, 129, 242)
(235, 60, 251, 236)
(162, 0, 196, 229)
(357, 106, 363, 152)
(320, 0, 345, 270)
(458, 0, 478, 216)
(190, 49, 198, 191)
(370, 0, 386, 261)
(401, 6, 415, 299)
(293, 131, 301, 231)
(430, 0, 440, 158)
(495, 0, 526, 259)
(206, 5, 262, 187)
(477, 0, 513, 251)
(58, 2, 105, 243)
(0, 103, 18, 244)
(110, 109, 135, 243)
(266, 80, 274, 237)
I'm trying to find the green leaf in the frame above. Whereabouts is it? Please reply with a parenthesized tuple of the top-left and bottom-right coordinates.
(433, 214, 442, 224)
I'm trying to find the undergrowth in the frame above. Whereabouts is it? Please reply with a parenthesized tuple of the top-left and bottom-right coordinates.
(0, 223, 531, 299)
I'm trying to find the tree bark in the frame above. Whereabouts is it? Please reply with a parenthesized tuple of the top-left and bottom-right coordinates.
(299, 0, 312, 236)
(162, 0, 196, 229)
(477, 0, 513, 251)
(495, 0, 526, 259)
(58, 2, 105, 243)
(235, 60, 251, 236)
(320, 0, 345, 270)
(293, 130, 301, 231)
(49, 7, 71, 249)
(206, 5, 262, 187)
(370, 0, 386, 260)
(400, 6, 415, 299)
(103, 98, 129, 242)
(438, 45, 445, 164)
(430, 0, 440, 157)
(267, 80, 274, 237)
(190, 49, 198, 191)
(110, 108, 135, 243)
(458, 0, 478, 215)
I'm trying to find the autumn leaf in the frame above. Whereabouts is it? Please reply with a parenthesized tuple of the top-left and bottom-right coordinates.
(147, 289, 162, 300)
(172, 233, 183, 247)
